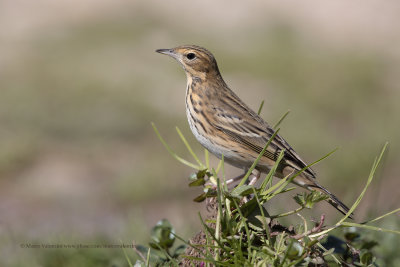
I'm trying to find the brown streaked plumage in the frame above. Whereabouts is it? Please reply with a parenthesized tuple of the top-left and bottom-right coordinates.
(156, 45, 351, 217)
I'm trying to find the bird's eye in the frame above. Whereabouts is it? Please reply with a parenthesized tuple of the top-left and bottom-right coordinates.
(186, 53, 196, 60)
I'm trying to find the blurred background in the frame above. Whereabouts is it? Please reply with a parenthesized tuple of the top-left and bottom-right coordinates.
(1, 0, 399, 266)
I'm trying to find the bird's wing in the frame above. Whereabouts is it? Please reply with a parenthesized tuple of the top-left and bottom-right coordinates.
(210, 95, 316, 178)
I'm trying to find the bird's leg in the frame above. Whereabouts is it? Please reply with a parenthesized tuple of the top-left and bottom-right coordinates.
(206, 172, 245, 189)
(248, 169, 261, 186)
(225, 173, 245, 185)
(225, 169, 261, 186)
(241, 169, 261, 203)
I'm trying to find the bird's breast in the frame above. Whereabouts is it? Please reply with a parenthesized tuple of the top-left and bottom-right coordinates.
(185, 83, 248, 167)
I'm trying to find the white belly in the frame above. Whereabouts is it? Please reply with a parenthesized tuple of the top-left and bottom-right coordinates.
(186, 106, 254, 169)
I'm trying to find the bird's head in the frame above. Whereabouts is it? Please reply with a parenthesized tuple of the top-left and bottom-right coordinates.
(156, 45, 221, 80)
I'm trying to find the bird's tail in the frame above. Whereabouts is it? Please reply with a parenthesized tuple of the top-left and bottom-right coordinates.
(292, 175, 353, 219)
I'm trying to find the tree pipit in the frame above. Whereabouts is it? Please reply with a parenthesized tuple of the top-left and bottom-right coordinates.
(156, 45, 351, 216)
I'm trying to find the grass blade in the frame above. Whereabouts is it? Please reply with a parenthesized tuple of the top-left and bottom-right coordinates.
(151, 122, 200, 169)
(257, 100, 265, 115)
(261, 148, 338, 198)
(176, 126, 205, 168)
(337, 142, 389, 224)
(362, 208, 400, 224)
(341, 222, 400, 235)
(121, 242, 134, 267)
(146, 248, 151, 267)
(205, 149, 210, 169)
(261, 174, 290, 197)
(252, 187, 271, 244)
(310, 142, 389, 238)
(273, 110, 290, 130)
(172, 232, 216, 264)
(237, 129, 280, 187)
(215, 158, 224, 174)
(198, 213, 231, 255)
(260, 150, 285, 191)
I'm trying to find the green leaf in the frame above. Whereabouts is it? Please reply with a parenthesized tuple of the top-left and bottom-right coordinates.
(295, 191, 329, 209)
(286, 240, 304, 260)
(237, 197, 259, 218)
(205, 189, 217, 198)
(193, 193, 207, 202)
(322, 248, 335, 257)
(231, 185, 254, 197)
(293, 194, 306, 207)
(223, 191, 242, 201)
(360, 250, 374, 265)
(189, 178, 206, 187)
(197, 169, 209, 178)
(248, 214, 271, 232)
(344, 227, 360, 242)
(150, 219, 175, 250)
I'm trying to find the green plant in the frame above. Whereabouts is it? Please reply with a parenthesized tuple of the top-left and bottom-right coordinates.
(142, 108, 399, 266)
(132, 219, 185, 267)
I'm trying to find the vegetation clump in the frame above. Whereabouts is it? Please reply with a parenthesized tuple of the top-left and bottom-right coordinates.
(131, 116, 399, 266)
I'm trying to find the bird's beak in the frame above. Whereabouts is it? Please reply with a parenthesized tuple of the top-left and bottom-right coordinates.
(156, 48, 177, 58)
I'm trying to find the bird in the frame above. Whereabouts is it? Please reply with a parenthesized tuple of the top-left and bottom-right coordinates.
(156, 45, 351, 217)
